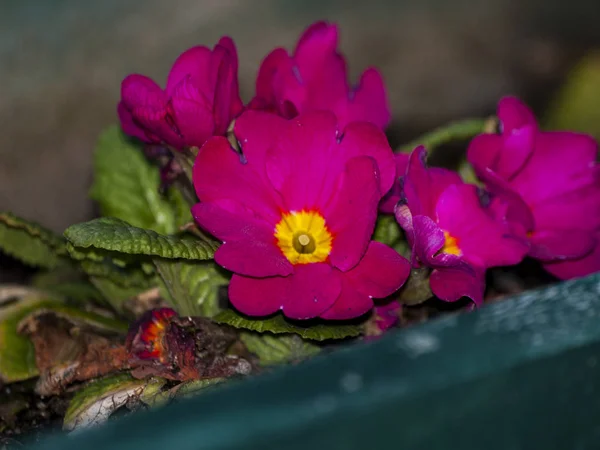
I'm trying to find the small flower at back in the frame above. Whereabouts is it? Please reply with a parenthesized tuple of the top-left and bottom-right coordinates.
(249, 21, 391, 131)
(192, 110, 410, 320)
(395, 146, 529, 304)
(126, 308, 251, 381)
(364, 301, 402, 339)
(126, 307, 177, 363)
(467, 96, 600, 279)
(118, 37, 243, 150)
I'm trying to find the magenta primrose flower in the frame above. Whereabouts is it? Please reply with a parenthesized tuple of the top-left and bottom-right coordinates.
(249, 21, 391, 131)
(467, 96, 600, 279)
(395, 146, 529, 304)
(118, 37, 243, 150)
(192, 110, 410, 320)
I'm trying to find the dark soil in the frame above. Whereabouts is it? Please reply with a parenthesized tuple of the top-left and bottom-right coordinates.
(0, 380, 71, 448)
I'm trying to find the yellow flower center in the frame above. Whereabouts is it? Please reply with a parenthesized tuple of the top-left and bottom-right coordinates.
(274, 210, 333, 264)
(441, 231, 461, 256)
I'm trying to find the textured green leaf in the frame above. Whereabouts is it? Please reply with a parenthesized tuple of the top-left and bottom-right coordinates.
(64, 217, 218, 260)
(89, 277, 154, 313)
(63, 373, 150, 431)
(213, 309, 362, 341)
(90, 126, 183, 235)
(155, 259, 228, 317)
(373, 215, 402, 247)
(77, 258, 159, 312)
(80, 259, 154, 288)
(32, 269, 105, 304)
(0, 212, 68, 268)
(241, 332, 320, 366)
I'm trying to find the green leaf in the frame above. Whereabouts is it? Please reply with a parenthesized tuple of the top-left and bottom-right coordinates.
(0, 296, 41, 383)
(398, 267, 433, 306)
(90, 126, 183, 235)
(32, 269, 105, 304)
(544, 52, 600, 141)
(155, 259, 228, 317)
(79, 260, 159, 313)
(89, 277, 154, 313)
(213, 309, 362, 341)
(142, 378, 225, 408)
(63, 373, 152, 431)
(168, 188, 193, 229)
(65, 217, 218, 260)
(373, 215, 402, 247)
(240, 332, 320, 366)
(0, 212, 68, 269)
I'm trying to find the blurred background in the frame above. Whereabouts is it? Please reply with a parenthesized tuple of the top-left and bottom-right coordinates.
(1, 0, 599, 236)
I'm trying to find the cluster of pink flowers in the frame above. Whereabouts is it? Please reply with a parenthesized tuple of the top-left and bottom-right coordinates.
(119, 22, 599, 322)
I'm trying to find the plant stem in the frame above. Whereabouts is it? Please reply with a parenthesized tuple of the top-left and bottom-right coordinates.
(398, 117, 497, 153)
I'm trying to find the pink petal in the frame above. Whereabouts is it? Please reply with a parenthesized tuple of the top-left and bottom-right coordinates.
(215, 241, 293, 278)
(497, 96, 538, 133)
(403, 146, 463, 218)
(266, 111, 339, 211)
(467, 127, 535, 181)
(121, 74, 166, 110)
(273, 65, 307, 118)
(193, 137, 281, 223)
(233, 110, 288, 183)
(132, 104, 184, 149)
(212, 38, 243, 135)
(337, 121, 396, 196)
(543, 233, 600, 279)
(228, 274, 286, 317)
(345, 68, 391, 130)
(430, 264, 485, 304)
(345, 241, 411, 298)
(319, 275, 372, 320)
(192, 202, 293, 278)
(411, 215, 448, 266)
(467, 133, 504, 178)
(394, 152, 410, 176)
(532, 179, 600, 232)
(436, 183, 529, 268)
(282, 264, 341, 320)
(510, 132, 598, 205)
(253, 48, 291, 107)
(481, 168, 535, 232)
(292, 22, 348, 113)
(294, 21, 338, 63)
(170, 78, 215, 147)
(117, 101, 151, 143)
(499, 124, 536, 180)
(529, 229, 595, 261)
(215, 36, 243, 118)
(165, 46, 212, 96)
(326, 156, 380, 272)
